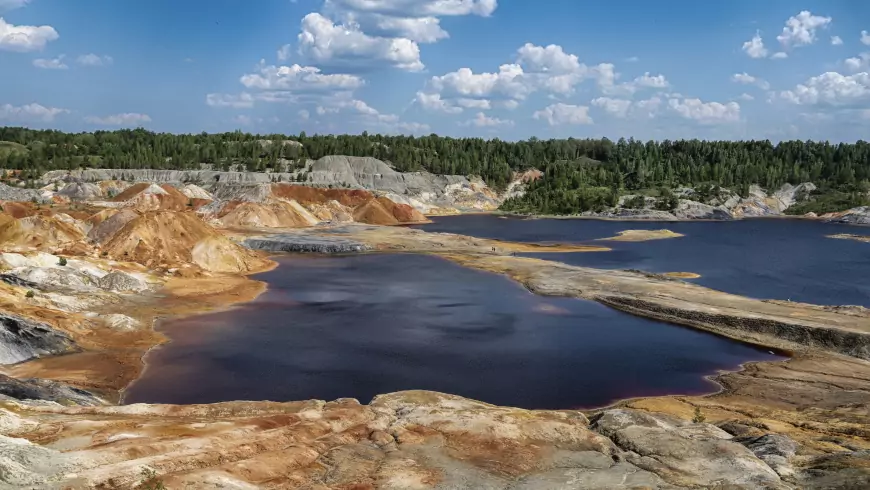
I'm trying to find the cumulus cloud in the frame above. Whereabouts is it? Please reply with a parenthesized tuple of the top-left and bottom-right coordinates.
(516, 43, 582, 74)
(326, 0, 497, 17)
(85, 113, 151, 126)
(415, 91, 463, 114)
(240, 62, 364, 92)
(731, 72, 770, 90)
(33, 55, 67, 69)
(845, 53, 870, 71)
(862, 30, 870, 46)
(591, 96, 662, 119)
(0, 102, 67, 122)
(460, 111, 513, 127)
(742, 32, 768, 59)
(297, 12, 423, 71)
(667, 98, 740, 124)
(779, 71, 870, 106)
(533, 103, 593, 126)
(76, 53, 113, 66)
(632, 72, 669, 89)
(831, 35, 843, 45)
(777, 11, 831, 48)
(771, 52, 788, 59)
(0, 17, 58, 52)
(737, 93, 755, 101)
(277, 44, 292, 61)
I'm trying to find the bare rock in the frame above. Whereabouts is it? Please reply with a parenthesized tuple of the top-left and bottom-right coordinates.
(97, 271, 148, 292)
(591, 409, 787, 489)
(0, 312, 78, 365)
(0, 374, 105, 406)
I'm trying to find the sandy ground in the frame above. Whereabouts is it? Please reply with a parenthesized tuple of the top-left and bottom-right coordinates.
(595, 229, 685, 241)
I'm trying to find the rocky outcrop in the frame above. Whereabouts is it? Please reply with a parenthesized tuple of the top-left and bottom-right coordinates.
(0, 390, 796, 489)
(97, 271, 148, 292)
(0, 312, 77, 365)
(0, 183, 49, 204)
(824, 206, 870, 225)
(0, 374, 105, 406)
(244, 234, 370, 253)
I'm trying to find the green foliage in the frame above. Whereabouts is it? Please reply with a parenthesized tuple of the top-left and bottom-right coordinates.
(654, 187, 680, 211)
(624, 195, 647, 209)
(25, 290, 34, 298)
(1, 128, 869, 212)
(692, 407, 706, 424)
(57, 257, 67, 266)
(137, 468, 166, 490)
(784, 188, 870, 215)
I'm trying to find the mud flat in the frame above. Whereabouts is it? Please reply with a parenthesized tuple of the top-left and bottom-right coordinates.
(828, 233, 870, 243)
(595, 229, 685, 242)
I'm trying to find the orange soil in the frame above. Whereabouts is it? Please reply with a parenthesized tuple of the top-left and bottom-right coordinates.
(270, 184, 375, 207)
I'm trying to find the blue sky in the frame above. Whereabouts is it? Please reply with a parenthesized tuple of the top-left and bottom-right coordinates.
(1, 0, 869, 141)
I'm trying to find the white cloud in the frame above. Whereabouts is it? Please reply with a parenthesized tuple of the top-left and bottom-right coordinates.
(862, 30, 870, 46)
(76, 53, 113, 66)
(326, 0, 497, 17)
(414, 91, 463, 114)
(0, 0, 28, 12)
(776, 11, 831, 48)
(845, 53, 870, 71)
(667, 98, 740, 124)
(240, 62, 364, 92)
(737, 93, 755, 101)
(533, 103, 593, 126)
(771, 52, 788, 59)
(33, 55, 67, 70)
(349, 13, 448, 43)
(298, 109, 310, 120)
(831, 35, 843, 46)
(460, 111, 513, 127)
(84, 113, 151, 126)
(0, 17, 58, 52)
(456, 98, 491, 109)
(0, 102, 67, 122)
(591, 96, 662, 119)
(206, 92, 256, 108)
(297, 12, 423, 71)
(431, 63, 529, 100)
(632, 72, 669, 89)
(742, 32, 768, 59)
(277, 44, 292, 61)
(731, 72, 770, 90)
(516, 43, 581, 74)
(779, 71, 870, 106)
(591, 97, 632, 118)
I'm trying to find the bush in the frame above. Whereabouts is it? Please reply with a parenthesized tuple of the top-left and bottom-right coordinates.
(25, 290, 35, 298)
(624, 195, 647, 209)
(692, 406, 706, 423)
(137, 468, 166, 490)
(58, 257, 67, 266)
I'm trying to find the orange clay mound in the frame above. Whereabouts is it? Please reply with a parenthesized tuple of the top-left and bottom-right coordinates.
(352, 198, 400, 225)
(86, 208, 120, 228)
(375, 196, 429, 223)
(0, 214, 87, 252)
(88, 209, 140, 245)
(271, 184, 375, 207)
(307, 200, 354, 223)
(0, 201, 36, 218)
(217, 200, 319, 228)
(101, 211, 269, 273)
(112, 183, 192, 212)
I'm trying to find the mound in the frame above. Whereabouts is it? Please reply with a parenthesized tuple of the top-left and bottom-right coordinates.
(58, 182, 103, 201)
(375, 197, 428, 223)
(271, 184, 375, 207)
(86, 209, 120, 228)
(307, 200, 354, 223)
(180, 184, 213, 200)
(217, 200, 319, 229)
(112, 183, 191, 212)
(87, 209, 140, 245)
(352, 199, 400, 225)
(0, 201, 36, 219)
(101, 211, 269, 273)
(0, 215, 86, 252)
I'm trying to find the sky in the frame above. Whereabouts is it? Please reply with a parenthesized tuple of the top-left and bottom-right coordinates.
(1, 0, 870, 141)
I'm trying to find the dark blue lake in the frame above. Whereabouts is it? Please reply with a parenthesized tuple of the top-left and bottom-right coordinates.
(414, 215, 870, 308)
(124, 253, 782, 409)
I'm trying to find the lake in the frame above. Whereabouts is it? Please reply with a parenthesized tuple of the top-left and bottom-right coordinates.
(124, 253, 783, 409)
(413, 215, 870, 308)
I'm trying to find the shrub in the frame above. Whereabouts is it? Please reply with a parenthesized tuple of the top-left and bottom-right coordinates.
(692, 406, 706, 423)
(25, 290, 35, 298)
(58, 257, 67, 266)
(137, 468, 166, 490)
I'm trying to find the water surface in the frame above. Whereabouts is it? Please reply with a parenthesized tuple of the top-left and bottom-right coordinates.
(125, 254, 782, 409)
(414, 215, 870, 307)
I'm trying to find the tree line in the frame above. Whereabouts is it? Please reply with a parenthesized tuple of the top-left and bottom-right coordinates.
(1, 127, 868, 211)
